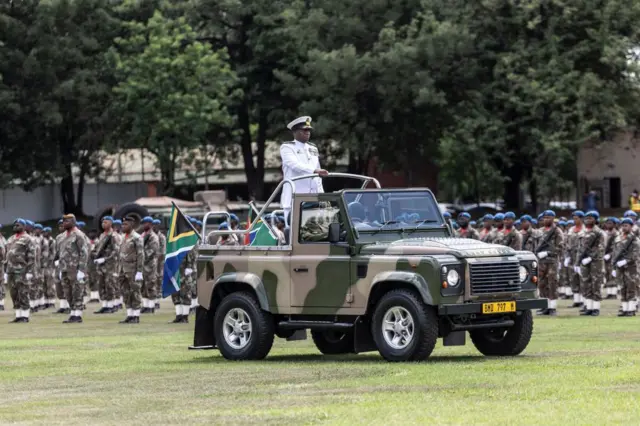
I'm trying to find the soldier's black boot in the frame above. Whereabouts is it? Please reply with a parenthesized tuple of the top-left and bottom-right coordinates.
(119, 317, 132, 324)
(536, 309, 549, 315)
(0, 305, 4, 311)
(131, 316, 140, 324)
(94, 307, 107, 314)
(580, 309, 592, 316)
(181, 315, 189, 324)
(155, 303, 160, 309)
(169, 315, 182, 324)
(590, 310, 600, 316)
(547, 309, 557, 316)
(140, 307, 149, 314)
(63, 316, 78, 323)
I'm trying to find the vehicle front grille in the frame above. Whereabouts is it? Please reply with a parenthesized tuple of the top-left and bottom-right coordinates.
(469, 261, 521, 294)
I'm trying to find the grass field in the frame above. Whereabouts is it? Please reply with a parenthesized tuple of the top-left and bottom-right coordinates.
(1, 299, 639, 425)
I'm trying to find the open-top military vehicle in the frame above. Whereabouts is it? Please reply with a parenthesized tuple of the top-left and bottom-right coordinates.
(192, 173, 546, 362)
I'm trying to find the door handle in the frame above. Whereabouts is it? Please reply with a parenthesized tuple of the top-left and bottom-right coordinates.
(294, 267, 308, 273)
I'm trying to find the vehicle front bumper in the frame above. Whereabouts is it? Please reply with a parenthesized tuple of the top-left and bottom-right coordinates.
(438, 298, 548, 315)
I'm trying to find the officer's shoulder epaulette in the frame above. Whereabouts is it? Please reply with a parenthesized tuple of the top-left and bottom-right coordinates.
(307, 142, 317, 148)
(282, 141, 295, 145)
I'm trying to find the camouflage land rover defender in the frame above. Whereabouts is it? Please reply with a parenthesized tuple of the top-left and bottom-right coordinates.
(192, 173, 547, 362)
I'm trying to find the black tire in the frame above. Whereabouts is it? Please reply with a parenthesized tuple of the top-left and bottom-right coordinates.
(93, 205, 117, 232)
(371, 289, 438, 362)
(311, 330, 355, 355)
(113, 202, 149, 224)
(469, 310, 533, 356)
(214, 292, 275, 360)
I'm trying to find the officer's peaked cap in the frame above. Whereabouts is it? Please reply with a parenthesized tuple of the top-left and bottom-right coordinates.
(287, 116, 313, 131)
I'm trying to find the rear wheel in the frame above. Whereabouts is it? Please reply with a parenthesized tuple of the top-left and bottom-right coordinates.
(371, 289, 438, 362)
(470, 310, 533, 356)
(214, 292, 275, 360)
(311, 330, 355, 355)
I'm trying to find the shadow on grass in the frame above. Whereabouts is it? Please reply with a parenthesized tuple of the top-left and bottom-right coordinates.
(170, 353, 494, 364)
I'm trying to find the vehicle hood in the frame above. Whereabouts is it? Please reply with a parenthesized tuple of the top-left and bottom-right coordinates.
(359, 237, 516, 258)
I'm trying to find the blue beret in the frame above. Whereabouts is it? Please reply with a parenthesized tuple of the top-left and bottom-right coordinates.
(452, 222, 459, 229)
(537, 213, 544, 220)
(622, 217, 634, 225)
(196, 220, 203, 226)
(34, 223, 43, 230)
(504, 211, 516, 219)
(77, 221, 85, 227)
(483, 214, 494, 221)
(43, 227, 52, 232)
(558, 220, 567, 226)
(113, 219, 122, 225)
(58, 219, 63, 224)
(25, 220, 34, 227)
(141, 216, 153, 224)
(531, 219, 538, 225)
(14, 218, 26, 226)
(605, 217, 617, 223)
(458, 212, 471, 219)
(102, 216, 114, 222)
(189, 216, 198, 224)
(624, 210, 638, 218)
(521, 215, 532, 222)
(470, 220, 477, 226)
(494, 213, 505, 221)
(218, 221, 229, 230)
(514, 220, 521, 226)
(572, 210, 585, 218)
(585, 210, 599, 219)
(229, 214, 239, 221)
(152, 219, 161, 225)
(443, 212, 452, 219)
(543, 210, 556, 217)
(567, 220, 574, 226)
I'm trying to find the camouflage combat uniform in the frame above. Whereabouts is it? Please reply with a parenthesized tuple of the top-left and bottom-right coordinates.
(0, 234, 6, 309)
(58, 228, 90, 312)
(494, 227, 522, 250)
(156, 230, 166, 301)
(29, 233, 42, 306)
(141, 228, 160, 306)
(455, 226, 480, 239)
(38, 234, 50, 305)
(520, 227, 540, 252)
(576, 226, 605, 310)
(535, 225, 564, 308)
(53, 232, 66, 305)
(603, 227, 619, 297)
(479, 227, 495, 243)
(173, 246, 198, 312)
(80, 231, 92, 300)
(42, 234, 55, 304)
(6, 232, 36, 312)
(118, 230, 144, 311)
(88, 237, 100, 297)
(566, 225, 584, 303)
(94, 230, 122, 307)
(612, 231, 640, 308)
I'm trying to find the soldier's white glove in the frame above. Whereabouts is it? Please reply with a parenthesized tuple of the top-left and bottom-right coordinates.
(59, 271, 62, 280)
(77, 271, 85, 281)
(573, 265, 580, 273)
(54, 260, 59, 267)
(581, 257, 592, 265)
(3, 273, 7, 282)
(135, 272, 143, 281)
(604, 254, 611, 261)
(94, 258, 105, 265)
(612, 270, 617, 277)
(26, 273, 33, 281)
(564, 257, 570, 267)
(184, 268, 193, 276)
(537, 251, 548, 259)
(616, 259, 628, 268)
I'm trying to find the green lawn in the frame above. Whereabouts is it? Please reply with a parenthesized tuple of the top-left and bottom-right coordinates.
(1, 299, 639, 425)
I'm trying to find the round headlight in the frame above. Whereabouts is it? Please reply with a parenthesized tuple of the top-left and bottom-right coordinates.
(446, 269, 460, 286)
(519, 265, 528, 283)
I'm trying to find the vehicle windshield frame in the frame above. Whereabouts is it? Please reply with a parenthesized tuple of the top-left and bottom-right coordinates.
(340, 189, 446, 236)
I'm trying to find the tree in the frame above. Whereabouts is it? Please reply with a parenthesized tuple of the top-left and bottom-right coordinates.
(110, 10, 237, 194)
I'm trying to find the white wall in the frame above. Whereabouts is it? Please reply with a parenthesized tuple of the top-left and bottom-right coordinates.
(0, 182, 147, 225)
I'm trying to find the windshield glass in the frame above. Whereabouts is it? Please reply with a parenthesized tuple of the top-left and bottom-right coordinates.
(342, 190, 445, 232)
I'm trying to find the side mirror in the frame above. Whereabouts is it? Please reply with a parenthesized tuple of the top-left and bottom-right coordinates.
(328, 222, 341, 243)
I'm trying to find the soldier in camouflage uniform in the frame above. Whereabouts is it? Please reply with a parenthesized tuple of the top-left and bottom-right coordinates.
(58, 214, 90, 323)
(494, 212, 522, 250)
(455, 212, 480, 239)
(602, 217, 620, 299)
(153, 219, 166, 310)
(0, 227, 6, 311)
(519, 215, 539, 252)
(33, 224, 50, 310)
(479, 214, 495, 243)
(140, 216, 160, 314)
(87, 228, 100, 303)
(576, 211, 605, 316)
(42, 227, 56, 309)
(565, 211, 585, 307)
(118, 216, 145, 324)
(93, 216, 122, 314)
(215, 222, 241, 246)
(53, 219, 70, 314)
(112, 219, 124, 311)
(535, 210, 564, 316)
(76, 221, 92, 306)
(623, 210, 640, 236)
(6, 219, 36, 323)
(612, 217, 639, 316)
(23, 220, 41, 312)
(170, 243, 198, 324)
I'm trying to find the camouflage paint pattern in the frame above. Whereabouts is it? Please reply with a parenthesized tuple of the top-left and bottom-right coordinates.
(612, 231, 640, 302)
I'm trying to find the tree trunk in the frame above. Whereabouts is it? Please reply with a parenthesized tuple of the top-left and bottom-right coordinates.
(503, 165, 523, 210)
(60, 164, 77, 215)
(238, 102, 258, 200)
(529, 176, 538, 214)
(254, 108, 268, 201)
(75, 157, 88, 216)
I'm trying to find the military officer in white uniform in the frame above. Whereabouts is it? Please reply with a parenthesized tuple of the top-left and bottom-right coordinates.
(280, 116, 328, 216)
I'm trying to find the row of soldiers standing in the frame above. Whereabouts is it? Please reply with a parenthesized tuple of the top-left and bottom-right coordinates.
(0, 213, 200, 324)
(452, 209, 640, 317)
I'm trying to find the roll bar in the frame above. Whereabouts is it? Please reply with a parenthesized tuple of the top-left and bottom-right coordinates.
(203, 172, 381, 240)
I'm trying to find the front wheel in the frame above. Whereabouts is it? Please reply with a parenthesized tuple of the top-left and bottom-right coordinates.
(470, 310, 533, 356)
(214, 292, 275, 360)
(371, 289, 438, 362)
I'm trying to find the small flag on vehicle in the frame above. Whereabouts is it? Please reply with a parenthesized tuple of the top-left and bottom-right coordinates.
(162, 203, 201, 298)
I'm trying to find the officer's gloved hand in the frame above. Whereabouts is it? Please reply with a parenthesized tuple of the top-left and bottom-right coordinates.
(581, 257, 592, 265)
(573, 265, 580, 273)
(135, 272, 143, 281)
(604, 254, 611, 261)
(3, 273, 7, 282)
(54, 260, 60, 267)
(26, 273, 33, 281)
(77, 271, 85, 281)
(564, 257, 570, 267)
(537, 251, 548, 259)
(94, 258, 105, 265)
(616, 259, 628, 268)
(612, 270, 617, 277)
(184, 268, 193, 276)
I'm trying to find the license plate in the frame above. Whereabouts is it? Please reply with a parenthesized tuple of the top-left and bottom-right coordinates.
(482, 301, 516, 314)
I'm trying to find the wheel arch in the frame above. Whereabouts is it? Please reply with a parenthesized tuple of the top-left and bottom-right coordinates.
(366, 271, 435, 314)
(208, 272, 270, 314)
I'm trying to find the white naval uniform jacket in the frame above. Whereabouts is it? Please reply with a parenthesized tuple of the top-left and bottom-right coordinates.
(279, 140, 324, 209)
